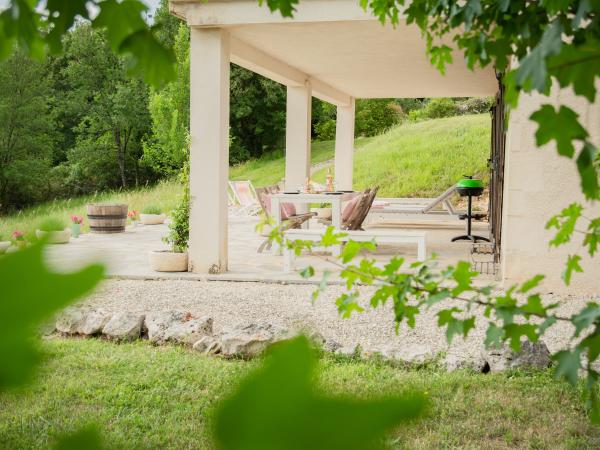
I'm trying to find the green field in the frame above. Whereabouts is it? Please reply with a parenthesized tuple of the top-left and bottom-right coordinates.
(0, 339, 597, 449)
(1, 114, 490, 239)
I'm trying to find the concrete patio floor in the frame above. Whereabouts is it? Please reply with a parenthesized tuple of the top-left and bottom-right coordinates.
(44, 214, 494, 284)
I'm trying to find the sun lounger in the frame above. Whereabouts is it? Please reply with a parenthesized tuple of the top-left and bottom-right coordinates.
(228, 180, 261, 216)
(369, 185, 460, 217)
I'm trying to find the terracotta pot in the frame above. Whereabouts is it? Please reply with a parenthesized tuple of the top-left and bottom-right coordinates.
(148, 250, 188, 272)
(0, 241, 10, 254)
(140, 213, 166, 225)
(35, 229, 71, 244)
(313, 207, 332, 219)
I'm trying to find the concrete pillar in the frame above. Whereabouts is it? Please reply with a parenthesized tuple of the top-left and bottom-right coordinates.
(501, 84, 600, 294)
(334, 97, 355, 190)
(188, 28, 230, 274)
(285, 82, 312, 190)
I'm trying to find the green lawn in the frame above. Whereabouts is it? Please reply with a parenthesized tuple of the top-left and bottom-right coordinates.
(0, 339, 598, 449)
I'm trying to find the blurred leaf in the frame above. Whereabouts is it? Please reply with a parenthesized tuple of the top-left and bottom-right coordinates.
(530, 105, 588, 158)
(571, 303, 600, 337)
(451, 261, 477, 296)
(46, 0, 89, 53)
(92, 0, 147, 51)
(515, 22, 562, 92)
(120, 27, 176, 87)
(0, 243, 104, 389)
(554, 348, 582, 386)
(563, 254, 583, 285)
(575, 142, 599, 200)
(503, 323, 538, 351)
(299, 266, 314, 278)
(546, 203, 583, 247)
(260, 0, 299, 18)
(549, 40, 600, 102)
(519, 274, 545, 293)
(584, 218, 600, 257)
(214, 336, 425, 450)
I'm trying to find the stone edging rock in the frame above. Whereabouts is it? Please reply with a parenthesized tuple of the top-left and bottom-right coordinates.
(48, 308, 553, 371)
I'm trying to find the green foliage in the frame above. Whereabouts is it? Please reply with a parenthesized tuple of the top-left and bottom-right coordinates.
(355, 99, 403, 137)
(164, 166, 189, 253)
(409, 98, 459, 121)
(38, 217, 67, 232)
(0, 0, 174, 88)
(214, 335, 425, 450)
(143, 24, 190, 177)
(0, 243, 103, 389)
(141, 204, 162, 215)
(0, 48, 57, 211)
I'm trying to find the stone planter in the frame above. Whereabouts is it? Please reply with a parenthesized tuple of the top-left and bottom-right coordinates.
(313, 207, 332, 219)
(149, 250, 188, 272)
(0, 241, 11, 254)
(140, 213, 166, 225)
(36, 229, 71, 244)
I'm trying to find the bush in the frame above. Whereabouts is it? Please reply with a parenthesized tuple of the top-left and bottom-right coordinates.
(142, 205, 162, 215)
(314, 119, 336, 141)
(457, 97, 495, 114)
(355, 99, 403, 137)
(164, 164, 189, 253)
(38, 217, 67, 232)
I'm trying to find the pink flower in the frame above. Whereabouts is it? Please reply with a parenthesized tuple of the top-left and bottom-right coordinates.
(12, 230, 24, 240)
(128, 210, 139, 219)
(71, 215, 84, 224)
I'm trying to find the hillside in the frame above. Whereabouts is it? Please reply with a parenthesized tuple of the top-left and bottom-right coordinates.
(231, 114, 490, 197)
(0, 115, 490, 238)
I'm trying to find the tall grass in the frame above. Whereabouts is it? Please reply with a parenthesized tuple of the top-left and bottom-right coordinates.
(0, 179, 183, 239)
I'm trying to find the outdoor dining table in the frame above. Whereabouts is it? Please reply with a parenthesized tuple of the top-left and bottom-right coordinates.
(269, 191, 357, 254)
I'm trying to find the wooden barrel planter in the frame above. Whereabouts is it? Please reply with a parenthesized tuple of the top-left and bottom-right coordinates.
(86, 203, 128, 234)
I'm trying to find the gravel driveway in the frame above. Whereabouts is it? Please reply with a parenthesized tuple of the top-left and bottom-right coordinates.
(81, 279, 599, 359)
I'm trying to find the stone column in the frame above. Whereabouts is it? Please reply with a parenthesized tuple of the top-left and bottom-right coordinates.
(334, 97, 355, 190)
(188, 28, 230, 273)
(284, 81, 312, 191)
(501, 85, 600, 294)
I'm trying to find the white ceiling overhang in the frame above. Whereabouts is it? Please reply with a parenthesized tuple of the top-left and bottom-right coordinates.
(171, 0, 499, 105)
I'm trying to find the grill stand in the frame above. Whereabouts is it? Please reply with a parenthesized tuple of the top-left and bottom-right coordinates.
(451, 194, 490, 243)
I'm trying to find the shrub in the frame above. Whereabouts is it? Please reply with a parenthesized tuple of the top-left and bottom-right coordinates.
(314, 119, 336, 141)
(142, 205, 162, 215)
(457, 97, 495, 114)
(164, 164, 189, 253)
(38, 217, 67, 232)
(355, 99, 403, 137)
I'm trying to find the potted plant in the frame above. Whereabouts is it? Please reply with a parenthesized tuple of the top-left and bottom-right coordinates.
(128, 210, 140, 227)
(140, 205, 166, 225)
(149, 189, 189, 272)
(0, 233, 10, 254)
(6, 230, 27, 253)
(70, 215, 84, 238)
(35, 218, 71, 244)
(312, 202, 332, 219)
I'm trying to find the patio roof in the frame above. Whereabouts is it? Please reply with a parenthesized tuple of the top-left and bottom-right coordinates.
(170, 0, 498, 104)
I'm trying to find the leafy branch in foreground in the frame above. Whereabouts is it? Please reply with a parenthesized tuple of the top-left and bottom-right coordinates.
(274, 226, 600, 421)
(0, 0, 175, 87)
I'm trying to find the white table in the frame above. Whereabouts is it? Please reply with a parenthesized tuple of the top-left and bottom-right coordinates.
(270, 192, 357, 253)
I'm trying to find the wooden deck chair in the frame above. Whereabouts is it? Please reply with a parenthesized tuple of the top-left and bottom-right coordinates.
(346, 186, 379, 230)
(255, 186, 316, 253)
(229, 180, 261, 216)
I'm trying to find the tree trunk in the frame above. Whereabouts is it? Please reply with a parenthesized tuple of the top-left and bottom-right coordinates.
(114, 129, 126, 188)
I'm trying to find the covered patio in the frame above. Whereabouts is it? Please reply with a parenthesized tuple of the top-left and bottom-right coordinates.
(169, 0, 499, 275)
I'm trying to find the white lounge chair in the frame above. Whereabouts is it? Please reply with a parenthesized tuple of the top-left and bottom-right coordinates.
(369, 185, 460, 217)
(228, 180, 261, 216)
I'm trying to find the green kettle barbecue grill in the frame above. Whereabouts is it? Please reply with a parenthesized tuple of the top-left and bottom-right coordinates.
(452, 175, 490, 243)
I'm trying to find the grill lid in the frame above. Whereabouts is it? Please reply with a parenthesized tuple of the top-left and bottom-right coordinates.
(457, 175, 483, 189)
